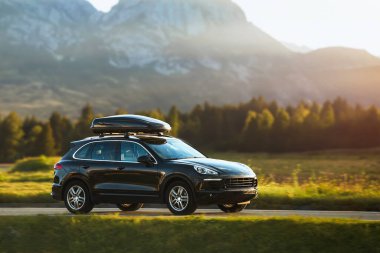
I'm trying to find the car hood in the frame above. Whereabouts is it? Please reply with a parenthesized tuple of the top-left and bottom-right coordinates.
(171, 158, 256, 177)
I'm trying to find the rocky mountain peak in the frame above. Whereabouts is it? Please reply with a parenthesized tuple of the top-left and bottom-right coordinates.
(0, 0, 97, 51)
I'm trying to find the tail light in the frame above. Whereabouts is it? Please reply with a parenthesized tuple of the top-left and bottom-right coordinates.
(54, 163, 63, 170)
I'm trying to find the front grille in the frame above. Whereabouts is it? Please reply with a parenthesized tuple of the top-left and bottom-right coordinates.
(225, 178, 257, 188)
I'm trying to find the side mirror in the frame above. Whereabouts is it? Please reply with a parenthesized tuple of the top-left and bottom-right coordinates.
(137, 155, 155, 166)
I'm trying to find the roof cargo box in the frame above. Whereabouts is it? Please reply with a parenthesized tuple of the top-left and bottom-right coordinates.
(90, 115, 171, 134)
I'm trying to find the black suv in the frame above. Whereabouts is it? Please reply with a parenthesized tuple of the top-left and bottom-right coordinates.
(52, 115, 258, 215)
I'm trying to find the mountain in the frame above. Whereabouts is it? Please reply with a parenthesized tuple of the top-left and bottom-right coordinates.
(0, 0, 379, 117)
(0, 0, 96, 51)
(299, 47, 380, 70)
(282, 42, 311, 53)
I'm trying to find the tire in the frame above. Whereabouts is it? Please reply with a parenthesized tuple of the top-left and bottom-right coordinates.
(116, 203, 144, 212)
(64, 180, 94, 214)
(218, 203, 247, 213)
(165, 181, 197, 215)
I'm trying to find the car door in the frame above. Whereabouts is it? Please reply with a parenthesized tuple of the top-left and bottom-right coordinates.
(76, 141, 122, 198)
(113, 141, 160, 200)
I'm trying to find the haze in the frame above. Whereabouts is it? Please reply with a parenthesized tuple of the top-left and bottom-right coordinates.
(87, 0, 380, 56)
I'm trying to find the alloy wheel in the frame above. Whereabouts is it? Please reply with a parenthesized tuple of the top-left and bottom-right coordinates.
(67, 185, 86, 211)
(169, 186, 189, 212)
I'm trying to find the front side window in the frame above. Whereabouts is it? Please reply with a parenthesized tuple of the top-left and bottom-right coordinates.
(90, 142, 118, 161)
(143, 138, 205, 160)
(120, 142, 150, 162)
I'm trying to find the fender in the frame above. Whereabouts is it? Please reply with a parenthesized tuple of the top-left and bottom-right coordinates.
(61, 172, 92, 196)
(159, 173, 197, 201)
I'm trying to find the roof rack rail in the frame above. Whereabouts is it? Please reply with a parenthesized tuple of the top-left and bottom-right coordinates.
(98, 132, 168, 139)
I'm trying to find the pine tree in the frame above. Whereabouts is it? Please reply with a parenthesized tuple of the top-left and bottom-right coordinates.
(35, 123, 56, 156)
(241, 111, 259, 151)
(75, 104, 95, 139)
(24, 125, 43, 156)
(0, 112, 23, 162)
(167, 106, 180, 137)
(273, 109, 290, 130)
(320, 102, 335, 128)
(291, 103, 310, 127)
(50, 112, 64, 153)
(272, 109, 291, 151)
(115, 108, 128, 115)
(60, 116, 74, 154)
(257, 109, 275, 130)
(143, 109, 165, 121)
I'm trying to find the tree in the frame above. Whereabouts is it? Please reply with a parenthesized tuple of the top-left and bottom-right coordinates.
(320, 102, 335, 128)
(22, 116, 40, 136)
(167, 106, 180, 137)
(0, 112, 23, 162)
(50, 112, 64, 153)
(115, 108, 128, 115)
(241, 111, 259, 151)
(290, 102, 310, 127)
(74, 104, 95, 139)
(273, 109, 290, 130)
(257, 109, 275, 131)
(272, 109, 291, 151)
(138, 109, 165, 121)
(35, 123, 56, 156)
(23, 125, 43, 156)
(60, 116, 74, 153)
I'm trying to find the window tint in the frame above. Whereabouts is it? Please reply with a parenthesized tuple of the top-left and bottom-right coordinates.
(75, 144, 91, 159)
(90, 142, 118, 161)
(121, 142, 149, 162)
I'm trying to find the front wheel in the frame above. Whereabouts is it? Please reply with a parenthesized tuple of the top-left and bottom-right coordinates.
(64, 181, 94, 214)
(166, 181, 197, 215)
(116, 203, 143, 212)
(218, 203, 247, 213)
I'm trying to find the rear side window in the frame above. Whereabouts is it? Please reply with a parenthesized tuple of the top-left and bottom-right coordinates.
(75, 144, 91, 159)
(91, 142, 118, 161)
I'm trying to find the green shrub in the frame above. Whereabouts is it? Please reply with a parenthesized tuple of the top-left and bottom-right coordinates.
(11, 156, 59, 172)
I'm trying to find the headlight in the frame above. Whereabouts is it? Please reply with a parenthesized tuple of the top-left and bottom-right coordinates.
(194, 165, 218, 175)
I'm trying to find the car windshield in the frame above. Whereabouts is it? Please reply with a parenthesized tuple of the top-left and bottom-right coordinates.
(143, 138, 205, 160)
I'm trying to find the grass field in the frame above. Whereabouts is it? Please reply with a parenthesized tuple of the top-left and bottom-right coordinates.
(1, 150, 380, 210)
(212, 150, 380, 210)
(0, 216, 379, 253)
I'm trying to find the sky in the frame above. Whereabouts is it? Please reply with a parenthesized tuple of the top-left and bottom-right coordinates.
(87, 0, 380, 55)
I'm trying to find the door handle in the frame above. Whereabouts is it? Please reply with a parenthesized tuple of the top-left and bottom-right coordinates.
(117, 166, 125, 170)
(81, 165, 90, 169)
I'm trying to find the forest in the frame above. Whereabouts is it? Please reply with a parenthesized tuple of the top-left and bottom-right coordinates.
(0, 96, 379, 162)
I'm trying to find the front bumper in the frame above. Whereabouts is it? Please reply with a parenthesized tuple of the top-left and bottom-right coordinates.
(195, 177, 258, 204)
(196, 188, 258, 205)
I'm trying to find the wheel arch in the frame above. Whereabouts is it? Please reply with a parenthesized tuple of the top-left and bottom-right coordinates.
(62, 174, 92, 200)
(160, 174, 196, 203)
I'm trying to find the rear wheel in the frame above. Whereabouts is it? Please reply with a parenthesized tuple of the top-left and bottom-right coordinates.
(64, 181, 94, 214)
(218, 203, 247, 213)
(116, 203, 144, 212)
(166, 181, 197, 215)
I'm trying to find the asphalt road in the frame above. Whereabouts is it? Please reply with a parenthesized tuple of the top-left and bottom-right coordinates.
(0, 208, 379, 220)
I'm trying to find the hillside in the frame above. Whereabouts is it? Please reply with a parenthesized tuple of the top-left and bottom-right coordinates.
(0, 0, 379, 117)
